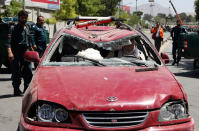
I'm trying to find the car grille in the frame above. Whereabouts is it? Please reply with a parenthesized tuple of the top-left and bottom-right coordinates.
(82, 111, 148, 128)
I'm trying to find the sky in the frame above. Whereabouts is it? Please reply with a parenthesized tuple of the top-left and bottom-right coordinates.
(123, 0, 195, 14)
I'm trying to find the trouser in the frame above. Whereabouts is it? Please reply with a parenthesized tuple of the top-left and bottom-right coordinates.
(172, 42, 182, 63)
(154, 38, 162, 52)
(12, 50, 32, 92)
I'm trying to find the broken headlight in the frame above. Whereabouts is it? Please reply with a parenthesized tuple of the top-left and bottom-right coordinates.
(27, 101, 71, 123)
(158, 101, 189, 122)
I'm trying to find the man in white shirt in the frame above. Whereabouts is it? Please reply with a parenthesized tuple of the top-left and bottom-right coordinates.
(119, 39, 145, 60)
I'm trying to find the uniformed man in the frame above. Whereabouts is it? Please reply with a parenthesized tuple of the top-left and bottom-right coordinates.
(7, 10, 35, 96)
(32, 16, 48, 58)
(170, 20, 186, 66)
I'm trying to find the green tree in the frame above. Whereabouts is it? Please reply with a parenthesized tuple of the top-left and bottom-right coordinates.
(127, 14, 139, 27)
(54, 0, 76, 20)
(76, 0, 103, 16)
(157, 13, 166, 19)
(1, 0, 24, 17)
(195, 0, 199, 21)
(179, 12, 187, 22)
(98, 0, 121, 16)
(115, 10, 129, 20)
(143, 14, 153, 21)
(133, 11, 143, 20)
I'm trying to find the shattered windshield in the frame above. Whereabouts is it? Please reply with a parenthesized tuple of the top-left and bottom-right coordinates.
(43, 33, 162, 67)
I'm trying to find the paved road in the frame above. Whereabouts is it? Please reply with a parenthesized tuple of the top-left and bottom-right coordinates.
(0, 31, 198, 130)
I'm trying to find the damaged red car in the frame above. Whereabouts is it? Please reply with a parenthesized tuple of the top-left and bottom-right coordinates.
(19, 17, 194, 131)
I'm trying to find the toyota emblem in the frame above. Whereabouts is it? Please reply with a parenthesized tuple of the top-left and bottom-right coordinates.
(106, 96, 118, 102)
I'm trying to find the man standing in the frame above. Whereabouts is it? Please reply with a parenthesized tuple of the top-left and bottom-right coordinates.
(151, 22, 164, 52)
(7, 10, 35, 96)
(170, 20, 186, 66)
(32, 16, 48, 58)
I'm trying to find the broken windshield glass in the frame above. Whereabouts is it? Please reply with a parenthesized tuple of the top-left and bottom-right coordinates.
(43, 33, 162, 66)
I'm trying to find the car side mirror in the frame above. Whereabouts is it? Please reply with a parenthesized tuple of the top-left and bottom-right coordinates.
(161, 52, 170, 64)
(24, 51, 40, 64)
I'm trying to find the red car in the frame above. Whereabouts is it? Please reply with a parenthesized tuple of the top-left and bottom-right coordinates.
(19, 17, 194, 131)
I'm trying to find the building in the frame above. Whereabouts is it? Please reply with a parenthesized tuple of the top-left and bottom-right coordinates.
(120, 5, 131, 14)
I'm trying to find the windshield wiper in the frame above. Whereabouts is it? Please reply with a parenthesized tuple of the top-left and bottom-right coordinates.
(121, 55, 148, 67)
(74, 56, 106, 66)
(135, 64, 159, 72)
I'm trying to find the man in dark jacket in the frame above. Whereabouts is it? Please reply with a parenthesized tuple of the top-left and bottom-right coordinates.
(32, 16, 47, 58)
(170, 20, 186, 66)
(7, 10, 35, 96)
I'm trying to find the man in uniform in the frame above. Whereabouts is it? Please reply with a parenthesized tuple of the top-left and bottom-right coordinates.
(32, 16, 47, 58)
(7, 10, 35, 96)
(170, 20, 186, 66)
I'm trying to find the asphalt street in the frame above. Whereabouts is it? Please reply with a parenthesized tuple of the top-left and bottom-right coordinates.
(0, 31, 198, 131)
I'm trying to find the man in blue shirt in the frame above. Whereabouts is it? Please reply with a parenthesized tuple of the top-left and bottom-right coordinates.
(7, 10, 35, 96)
(32, 16, 47, 58)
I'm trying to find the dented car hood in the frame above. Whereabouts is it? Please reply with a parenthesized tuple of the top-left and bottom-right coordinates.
(33, 66, 183, 111)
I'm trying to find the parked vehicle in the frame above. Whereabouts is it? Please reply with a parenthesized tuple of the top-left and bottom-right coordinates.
(19, 16, 194, 131)
(0, 20, 13, 69)
(169, 0, 199, 68)
(179, 32, 199, 68)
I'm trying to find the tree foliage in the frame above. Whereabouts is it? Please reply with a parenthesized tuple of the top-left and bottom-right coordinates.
(195, 0, 199, 21)
(76, 0, 103, 16)
(1, 0, 24, 17)
(127, 14, 139, 27)
(54, 0, 77, 20)
(157, 13, 166, 19)
(143, 14, 152, 21)
(54, 0, 121, 20)
(98, 0, 121, 16)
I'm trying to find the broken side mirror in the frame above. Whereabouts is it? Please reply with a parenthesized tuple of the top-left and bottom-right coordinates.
(24, 51, 40, 64)
(161, 52, 170, 64)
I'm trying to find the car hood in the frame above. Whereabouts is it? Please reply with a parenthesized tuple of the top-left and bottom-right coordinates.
(34, 66, 183, 111)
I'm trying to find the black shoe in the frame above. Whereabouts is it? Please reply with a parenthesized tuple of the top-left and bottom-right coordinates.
(172, 61, 176, 65)
(14, 89, 23, 96)
(176, 62, 179, 66)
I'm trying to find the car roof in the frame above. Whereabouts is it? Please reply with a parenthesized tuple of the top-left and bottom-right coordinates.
(63, 25, 139, 43)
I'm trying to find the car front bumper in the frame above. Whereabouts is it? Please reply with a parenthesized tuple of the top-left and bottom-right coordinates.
(19, 115, 194, 131)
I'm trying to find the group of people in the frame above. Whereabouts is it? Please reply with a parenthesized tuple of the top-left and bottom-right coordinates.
(7, 10, 48, 96)
(151, 21, 185, 66)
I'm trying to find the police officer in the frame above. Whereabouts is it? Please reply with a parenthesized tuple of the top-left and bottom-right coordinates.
(170, 20, 186, 66)
(32, 16, 47, 58)
(7, 10, 35, 96)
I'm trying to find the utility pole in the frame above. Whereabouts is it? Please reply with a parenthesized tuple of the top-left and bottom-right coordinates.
(23, 0, 25, 9)
(136, 0, 138, 12)
(118, 1, 121, 18)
